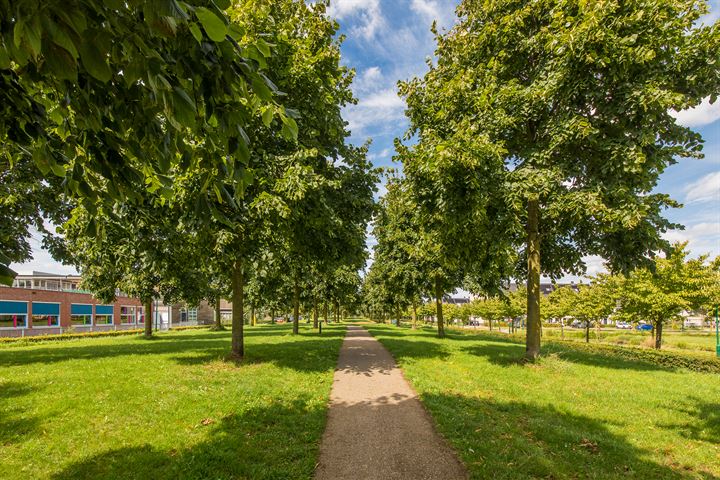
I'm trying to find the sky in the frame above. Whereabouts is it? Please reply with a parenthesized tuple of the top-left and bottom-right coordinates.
(11, 0, 720, 280)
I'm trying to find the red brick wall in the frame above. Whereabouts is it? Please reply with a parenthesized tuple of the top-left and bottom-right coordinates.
(0, 287, 142, 335)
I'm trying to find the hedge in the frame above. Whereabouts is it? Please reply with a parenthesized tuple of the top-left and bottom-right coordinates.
(448, 327, 720, 374)
(0, 324, 212, 345)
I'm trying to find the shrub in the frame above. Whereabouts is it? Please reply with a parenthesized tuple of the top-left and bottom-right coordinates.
(0, 329, 144, 345)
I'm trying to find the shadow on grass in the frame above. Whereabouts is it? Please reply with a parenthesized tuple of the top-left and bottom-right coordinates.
(0, 381, 42, 445)
(660, 397, 720, 444)
(51, 397, 325, 480)
(0, 326, 346, 374)
(421, 392, 719, 480)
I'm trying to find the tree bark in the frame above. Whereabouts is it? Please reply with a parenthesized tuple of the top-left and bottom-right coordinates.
(435, 276, 445, 338)
(585, 321, 590, 343)
(143, 298, 153, 338)
(231, 258, 244, 358)
(313, 300, 319, 329)
(526, 197, 541, 360)
(335, 300, 340, 323)
(396, 306, 402, 328)
(655, 320, 663, 349)
(293, 277, 300, 335)
(324, 303, 329, 325)
(270, 310, 275, 324)
(411, 302, 417, 330)
(489, 318, 493, 331)
(250, 304, 256, 327)
(214, 296, 222, 330)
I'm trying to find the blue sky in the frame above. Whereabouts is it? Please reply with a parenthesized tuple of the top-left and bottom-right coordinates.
(12, 0, 720, 277)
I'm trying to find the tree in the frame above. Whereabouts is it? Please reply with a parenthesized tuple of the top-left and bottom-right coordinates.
(611, 243, 714, 349)
(544, 286, 578, 338)
(574, 281, 615, 343)
(1, 1, 297, 286)
(400, 0, 720, 359)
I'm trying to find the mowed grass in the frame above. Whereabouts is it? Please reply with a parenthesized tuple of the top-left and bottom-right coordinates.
(365, 324, 720, 480)
(0, 323, 345, 480)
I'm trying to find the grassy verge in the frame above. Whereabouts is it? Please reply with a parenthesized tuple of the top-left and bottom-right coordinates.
(0, 323, 345, 480)
(365, 323, 720, 479)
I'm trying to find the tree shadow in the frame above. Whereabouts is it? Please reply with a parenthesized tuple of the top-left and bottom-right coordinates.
(421, 392, 719, 479)
(51, 397, 326, 480)
(0, 381, 42, 445)
(0, 327, 346, 374)
(463, 341, 675, 372)
(659, 397, 720, 444)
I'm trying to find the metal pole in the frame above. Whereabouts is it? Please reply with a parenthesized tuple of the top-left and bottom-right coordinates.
(715, 304, 719, 358)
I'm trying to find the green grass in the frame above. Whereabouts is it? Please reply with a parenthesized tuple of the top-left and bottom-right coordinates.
(0, 323, 345, 480)
(460, 324, 718, 355)
(365, 324, 720, 480)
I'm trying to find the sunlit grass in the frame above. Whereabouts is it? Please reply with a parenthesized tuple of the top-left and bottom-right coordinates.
(0, 323, 344, 479)
(366, 323, 720, 479)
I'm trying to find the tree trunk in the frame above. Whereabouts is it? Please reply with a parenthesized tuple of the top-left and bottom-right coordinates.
(489, 318, 493, 331)
(250, 304, 256, 327)
(143, 298, 153, 338)
(525, 197, 541, 360)
(231, 259, 244, 358)
(655, 320, 663, 349)
(214, 296, 222, 330)
(324, 303, 329, 324)
(411, 302, 417, 330)
(396, 306, 402, 328)
(335, 300, 340, 323)
(313, 300, 319, 329)
(270, 310, 275, 324)
(435, 276, 445, 338)
(292, 277, 300, 335)
(560, 319, 564, 339)
(585, 321, 590, 343)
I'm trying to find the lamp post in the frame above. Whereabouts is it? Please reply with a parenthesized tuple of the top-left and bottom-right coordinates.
(715, 305, 719, 358)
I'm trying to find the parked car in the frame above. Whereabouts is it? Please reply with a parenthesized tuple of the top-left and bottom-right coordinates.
(570, 320, 589, 329)
(636, 323, 653, 331)
(615, 321, 632, 329)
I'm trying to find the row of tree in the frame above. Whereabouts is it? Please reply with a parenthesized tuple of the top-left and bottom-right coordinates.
(364, 0, 720, 359)
(367, 243, 720, 350)
(1, 1, 377, 357)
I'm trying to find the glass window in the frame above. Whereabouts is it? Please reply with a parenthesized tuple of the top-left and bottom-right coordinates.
(120, 306, 136, 324)
(188, 308, 198, 323)
(71, 314, 92, 326)
(94, 314, 113, 325)
(0, 314, 27, 328)
(32, 315, 60, 327)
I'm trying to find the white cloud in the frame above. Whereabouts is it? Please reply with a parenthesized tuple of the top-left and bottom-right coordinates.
(663, 222, 720, 257)
(671, 96, 720, 127)
(410, 0, 455, 29)
(684, 171, 720, 203)
(327, 0, 385, 39)
(344, 87, 407, 137)
(10, 247, 78, 276)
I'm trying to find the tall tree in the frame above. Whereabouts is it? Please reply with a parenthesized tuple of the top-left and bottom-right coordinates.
(400, 0, 720, 359)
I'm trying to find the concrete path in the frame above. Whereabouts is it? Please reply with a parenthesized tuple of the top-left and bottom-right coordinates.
(315, 325, 467, 480)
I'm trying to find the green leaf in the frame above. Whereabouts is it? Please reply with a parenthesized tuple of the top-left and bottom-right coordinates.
(261, 107, 273, 127)
(195, 7, 227, 42)
(172, 86, 197, 128)
(189, 22, 203, 43)
(251, 76, 273, 101)
(78, 41, 112, 82)
(0, 263, 17, 287)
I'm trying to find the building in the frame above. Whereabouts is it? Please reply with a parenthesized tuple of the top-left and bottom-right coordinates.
(0, 272, 208, 337)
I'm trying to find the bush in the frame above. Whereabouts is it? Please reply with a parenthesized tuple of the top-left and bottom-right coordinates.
(0, 329, 144, 345)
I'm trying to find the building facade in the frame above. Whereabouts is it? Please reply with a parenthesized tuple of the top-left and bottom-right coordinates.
(0, 272, 207, 337)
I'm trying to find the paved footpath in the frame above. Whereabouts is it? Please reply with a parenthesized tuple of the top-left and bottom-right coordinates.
(314, 325, 467, 480)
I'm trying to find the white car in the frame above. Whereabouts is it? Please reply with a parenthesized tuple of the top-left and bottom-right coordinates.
(615, 321, 632, 329)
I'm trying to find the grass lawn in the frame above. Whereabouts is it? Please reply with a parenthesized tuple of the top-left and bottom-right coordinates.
(365, 323, 720, 480)
(0, 323, 345, 480)
(459, 324, 718, 356)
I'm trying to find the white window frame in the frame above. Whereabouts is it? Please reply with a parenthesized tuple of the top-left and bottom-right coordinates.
(0, 300, 29, 329)
(30, 301, 61, 328)
(120, 305, 137, 325)
(94, 305, 114, 325)
(70, 303, 94, 326)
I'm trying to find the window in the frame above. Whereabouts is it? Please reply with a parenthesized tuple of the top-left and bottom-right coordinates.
(0, 301, 28, 328)
(137, 307, 145, 325)
(95, 305, 114, 325)
(14, 279, 32, 289)
(71, 304, 93, 326)
(120, 306, 136, 324)
(31, 302, 61, 327)
(188, 308, 198, 323)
